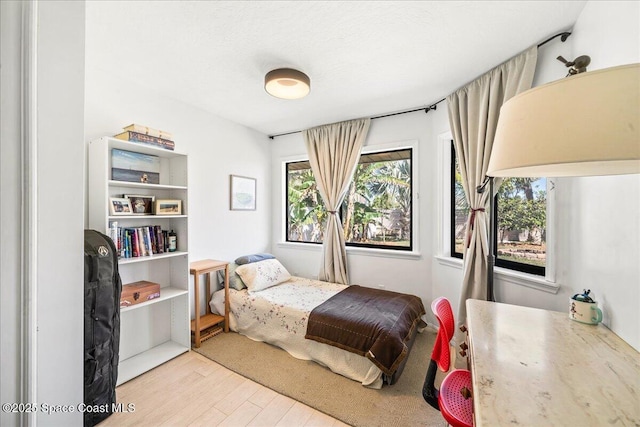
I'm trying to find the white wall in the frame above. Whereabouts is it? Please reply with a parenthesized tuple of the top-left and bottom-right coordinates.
(84, 68, 273, 316)
(37, 2, 86, 424)
(2, 3, 86, 425)
(1, 2, 26, 425)
(561, 0, 640, 349)
(271, 1, 640, 350)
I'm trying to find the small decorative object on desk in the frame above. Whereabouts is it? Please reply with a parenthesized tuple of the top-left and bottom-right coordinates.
(572, 289, 594, 303)
(111, 148, 161, 184)
(114, 124, 175, 151)
(570, 289, 603, 325)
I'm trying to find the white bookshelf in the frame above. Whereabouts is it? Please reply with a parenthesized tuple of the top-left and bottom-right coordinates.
(88, 137, 190, 386)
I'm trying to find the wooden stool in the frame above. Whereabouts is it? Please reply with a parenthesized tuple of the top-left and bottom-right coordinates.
(189, 259, 229, 348)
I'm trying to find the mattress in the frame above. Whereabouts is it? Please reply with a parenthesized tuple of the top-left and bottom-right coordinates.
(210, 276, 384, 388)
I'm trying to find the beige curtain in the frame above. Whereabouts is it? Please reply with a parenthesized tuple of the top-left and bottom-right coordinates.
(303, 118, 371, 284)
(447, 46, 538, 326)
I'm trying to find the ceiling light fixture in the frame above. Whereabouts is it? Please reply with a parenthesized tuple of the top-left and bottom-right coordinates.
(265, 68, 310, 100)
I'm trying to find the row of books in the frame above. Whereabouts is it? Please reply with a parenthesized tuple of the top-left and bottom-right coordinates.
(109, 224, 173, 259)
(114, 124, 175, 151)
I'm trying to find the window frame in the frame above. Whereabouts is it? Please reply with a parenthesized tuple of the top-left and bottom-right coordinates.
(284, 144, 417, 253)
(450, 143, 464, 260)
(449, 140, 546, 277)
(491, 196, 545, 276)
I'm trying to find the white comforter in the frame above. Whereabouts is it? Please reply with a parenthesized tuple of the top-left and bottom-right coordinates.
(210, 276, 384, 388)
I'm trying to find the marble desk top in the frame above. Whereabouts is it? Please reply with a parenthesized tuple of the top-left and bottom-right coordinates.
(466, 300, 640, 426)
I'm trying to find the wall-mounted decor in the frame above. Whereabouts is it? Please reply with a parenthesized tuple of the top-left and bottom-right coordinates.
(111, 148, 160, 184)
(124, 194, 155, 215)
(155, 199, 182, 215)
(230, 175, 256, 211)
(109, 197, 133, 215)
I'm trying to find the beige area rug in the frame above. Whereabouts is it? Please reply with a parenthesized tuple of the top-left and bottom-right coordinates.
(194, 329, 448, 427)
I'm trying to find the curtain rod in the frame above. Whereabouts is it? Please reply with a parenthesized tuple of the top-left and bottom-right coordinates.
(267, 99, 444, 139)
(268, 31, 572, 140)
(537, 31, 571, 48)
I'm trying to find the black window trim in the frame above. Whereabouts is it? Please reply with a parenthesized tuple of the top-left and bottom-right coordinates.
(450, 143, 463, 260)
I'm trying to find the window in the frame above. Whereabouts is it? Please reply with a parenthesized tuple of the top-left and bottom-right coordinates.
(286, 148, 412, 251)
(451, 144, 470, 259)
(451, 142, 546, 275)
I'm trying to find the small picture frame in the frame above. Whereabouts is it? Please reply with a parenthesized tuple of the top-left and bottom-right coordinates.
(111, 149, 160, 184)
(109, 197, 133, 215)
(230, 175, 256, 211)
(124, 194, 155, 215)
(155, 199, 182, 215)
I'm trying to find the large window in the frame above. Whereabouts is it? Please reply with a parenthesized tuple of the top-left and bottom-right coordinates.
(286, 148, 412, 251)
(451, 143, 546, 275)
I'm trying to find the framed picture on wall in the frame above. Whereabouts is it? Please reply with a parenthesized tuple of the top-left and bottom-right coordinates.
(230, 175, 256, 211)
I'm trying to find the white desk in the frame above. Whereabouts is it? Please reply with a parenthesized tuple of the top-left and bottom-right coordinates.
(466, 299, 640, 426)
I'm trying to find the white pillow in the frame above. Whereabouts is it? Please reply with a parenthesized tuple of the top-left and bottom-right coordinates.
(234, 258, 292, 292)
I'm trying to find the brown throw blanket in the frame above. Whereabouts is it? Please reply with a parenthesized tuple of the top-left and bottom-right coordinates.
(305, 285, 426, 376)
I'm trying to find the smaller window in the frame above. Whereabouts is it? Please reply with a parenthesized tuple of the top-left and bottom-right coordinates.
(495, 178, 546, 275)
(451, 144, 469, 258)
(450, 142, 546, 276)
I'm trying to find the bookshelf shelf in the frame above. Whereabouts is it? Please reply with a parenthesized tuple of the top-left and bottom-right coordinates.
(89, 136, 190, 386)
(107, 138, 184, 159)
(116, 341, 188, 386)
(108, 215, 188, 221)
(118, 251, 188, 265)
(108, 180, 188, 191)
(120, 287, 188, 313)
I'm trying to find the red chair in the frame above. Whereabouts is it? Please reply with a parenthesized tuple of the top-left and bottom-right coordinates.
(422, 297, 473, 427)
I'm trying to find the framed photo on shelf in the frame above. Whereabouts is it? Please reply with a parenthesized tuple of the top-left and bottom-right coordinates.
(124, 194, 155, 215)
(230, 175, 256, 211)
(109, 197, 133, 215)
(155, 199, 182, 215)
(111, 148, 160, 184)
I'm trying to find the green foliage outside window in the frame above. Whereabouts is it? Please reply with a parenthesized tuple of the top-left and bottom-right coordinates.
(452, 144, 546, 272)
(287, 150, 412, 250)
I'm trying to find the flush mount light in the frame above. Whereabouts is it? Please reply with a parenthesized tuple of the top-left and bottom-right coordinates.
(265, 68, 310, 99)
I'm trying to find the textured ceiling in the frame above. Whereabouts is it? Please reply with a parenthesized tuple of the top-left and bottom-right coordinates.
(85, 1, 587, 136)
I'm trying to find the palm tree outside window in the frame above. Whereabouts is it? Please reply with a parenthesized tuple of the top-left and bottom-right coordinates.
(286, 148, 412, 251)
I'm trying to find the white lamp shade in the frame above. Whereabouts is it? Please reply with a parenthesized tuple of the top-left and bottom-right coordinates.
(265, 68, 310, 100)
(488, 63, 640, 177)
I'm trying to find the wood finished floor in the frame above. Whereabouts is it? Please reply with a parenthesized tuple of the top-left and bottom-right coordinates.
(98, 351, 349, 427)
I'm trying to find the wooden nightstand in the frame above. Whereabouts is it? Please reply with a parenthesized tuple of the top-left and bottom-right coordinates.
(189, 259, 230, 348)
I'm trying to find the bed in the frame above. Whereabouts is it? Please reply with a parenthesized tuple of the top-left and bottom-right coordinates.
(210, 257, 425, 389)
